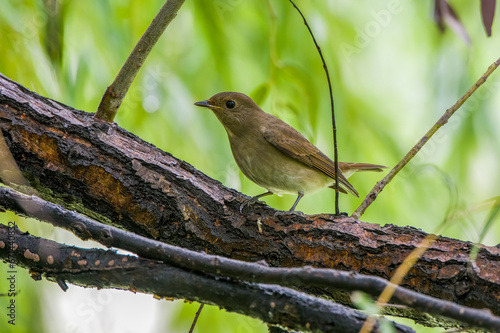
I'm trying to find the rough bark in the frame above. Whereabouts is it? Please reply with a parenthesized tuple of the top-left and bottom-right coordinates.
(1, 73, 499, 327)
(0, 224, 414, 333)
(2, 186, 499, 331)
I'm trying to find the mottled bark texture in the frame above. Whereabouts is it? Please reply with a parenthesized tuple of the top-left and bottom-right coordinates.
(1, 74, 499, 327)
(0, 224, 413, 333)
(2, 186, 498, 331)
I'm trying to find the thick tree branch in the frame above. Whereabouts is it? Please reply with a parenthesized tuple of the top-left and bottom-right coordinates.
(1, 74, 500, 328)
(0, 186, 498, 331)
(0, 224, 413, 333)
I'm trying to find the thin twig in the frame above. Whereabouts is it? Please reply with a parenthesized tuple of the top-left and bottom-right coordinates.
(188, 303, 205, 333)
(478, 196, 500, 243)
(352, 56, 500, 219)
(2, 187, 500, 331)
(94, 0, 186, 122)
(288, 0, 340, 215)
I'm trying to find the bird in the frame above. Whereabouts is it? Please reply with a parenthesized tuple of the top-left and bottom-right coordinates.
(194, 92, 386, 213)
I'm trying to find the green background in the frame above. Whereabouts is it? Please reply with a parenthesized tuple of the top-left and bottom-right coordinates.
(1, 0, 499, 332)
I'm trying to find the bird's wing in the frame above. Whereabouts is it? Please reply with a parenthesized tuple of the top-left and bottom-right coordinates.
(263, 124, 359, 197)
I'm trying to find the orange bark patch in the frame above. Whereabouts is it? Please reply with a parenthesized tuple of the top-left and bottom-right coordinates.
(74, 164, 158, 236)
(18, 128, 158, 236)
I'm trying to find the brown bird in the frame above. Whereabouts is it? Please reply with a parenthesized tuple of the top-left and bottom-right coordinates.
(195, 92, 386, 213)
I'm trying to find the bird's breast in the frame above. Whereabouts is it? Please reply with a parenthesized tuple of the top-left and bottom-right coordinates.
(227, 133, 331, 195)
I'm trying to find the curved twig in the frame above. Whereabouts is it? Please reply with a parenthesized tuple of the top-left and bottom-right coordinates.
(352, 56, 500, 219)
(288, 0, 340, 215)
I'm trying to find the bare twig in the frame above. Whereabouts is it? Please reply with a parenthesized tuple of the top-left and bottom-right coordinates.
(94, 0, 185, 122)
(1, 187, 499, 331)
(188, 303, 205, 333)
(288, 0, 340, 215)
(352, 56, 500, 219)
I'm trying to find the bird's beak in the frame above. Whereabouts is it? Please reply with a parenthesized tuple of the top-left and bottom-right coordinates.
(194, 100, 212, 108)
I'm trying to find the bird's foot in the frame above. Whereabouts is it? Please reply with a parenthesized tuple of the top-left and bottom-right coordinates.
(239, 197, 266, 213)
(239, 199, 251, 214)
(240, 191, 273, 214)
(332, 211, 349, 218)
(274, 210, 305, 217)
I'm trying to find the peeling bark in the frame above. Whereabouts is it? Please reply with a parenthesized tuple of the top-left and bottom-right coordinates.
(0, 74, 499, 325)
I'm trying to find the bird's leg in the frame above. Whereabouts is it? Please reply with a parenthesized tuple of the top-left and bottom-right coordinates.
(288, 191, 304, 213)
(240, 191, 274, 213)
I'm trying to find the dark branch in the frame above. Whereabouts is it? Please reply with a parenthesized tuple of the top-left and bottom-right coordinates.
(0, 225, 413, 333)
(0, 186, 499, 332)
(189, 303, 205, 333)
(1, 74, 500, 329)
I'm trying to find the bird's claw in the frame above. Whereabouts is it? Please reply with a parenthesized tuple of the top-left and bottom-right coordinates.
(239, 197, 260, 214)
(239, 201, 249, 214)
(274, 210, 305, 217)
(240, 191, 273, 214)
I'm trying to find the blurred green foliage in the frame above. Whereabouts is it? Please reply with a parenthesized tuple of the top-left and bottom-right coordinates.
(1, 0, 499, 332)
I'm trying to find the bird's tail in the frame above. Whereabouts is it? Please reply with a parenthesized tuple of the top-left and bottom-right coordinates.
(339, 162, 387, 178)
(329, 163, 387, 197)
(341, 162, 387, 172)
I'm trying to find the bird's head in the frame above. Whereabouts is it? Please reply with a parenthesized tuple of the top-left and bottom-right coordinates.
(194, 92, 263, 136)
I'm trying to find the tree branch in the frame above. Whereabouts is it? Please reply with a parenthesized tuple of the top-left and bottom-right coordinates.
(352, 56, 500, 219)
(94, 0, 186, 122)
(0, 224, 414, 333)
(0, 186, 499, 331)
(1, 73, 500, 329)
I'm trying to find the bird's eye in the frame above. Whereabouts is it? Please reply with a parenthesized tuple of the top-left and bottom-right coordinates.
(226, 100, 236, 109)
